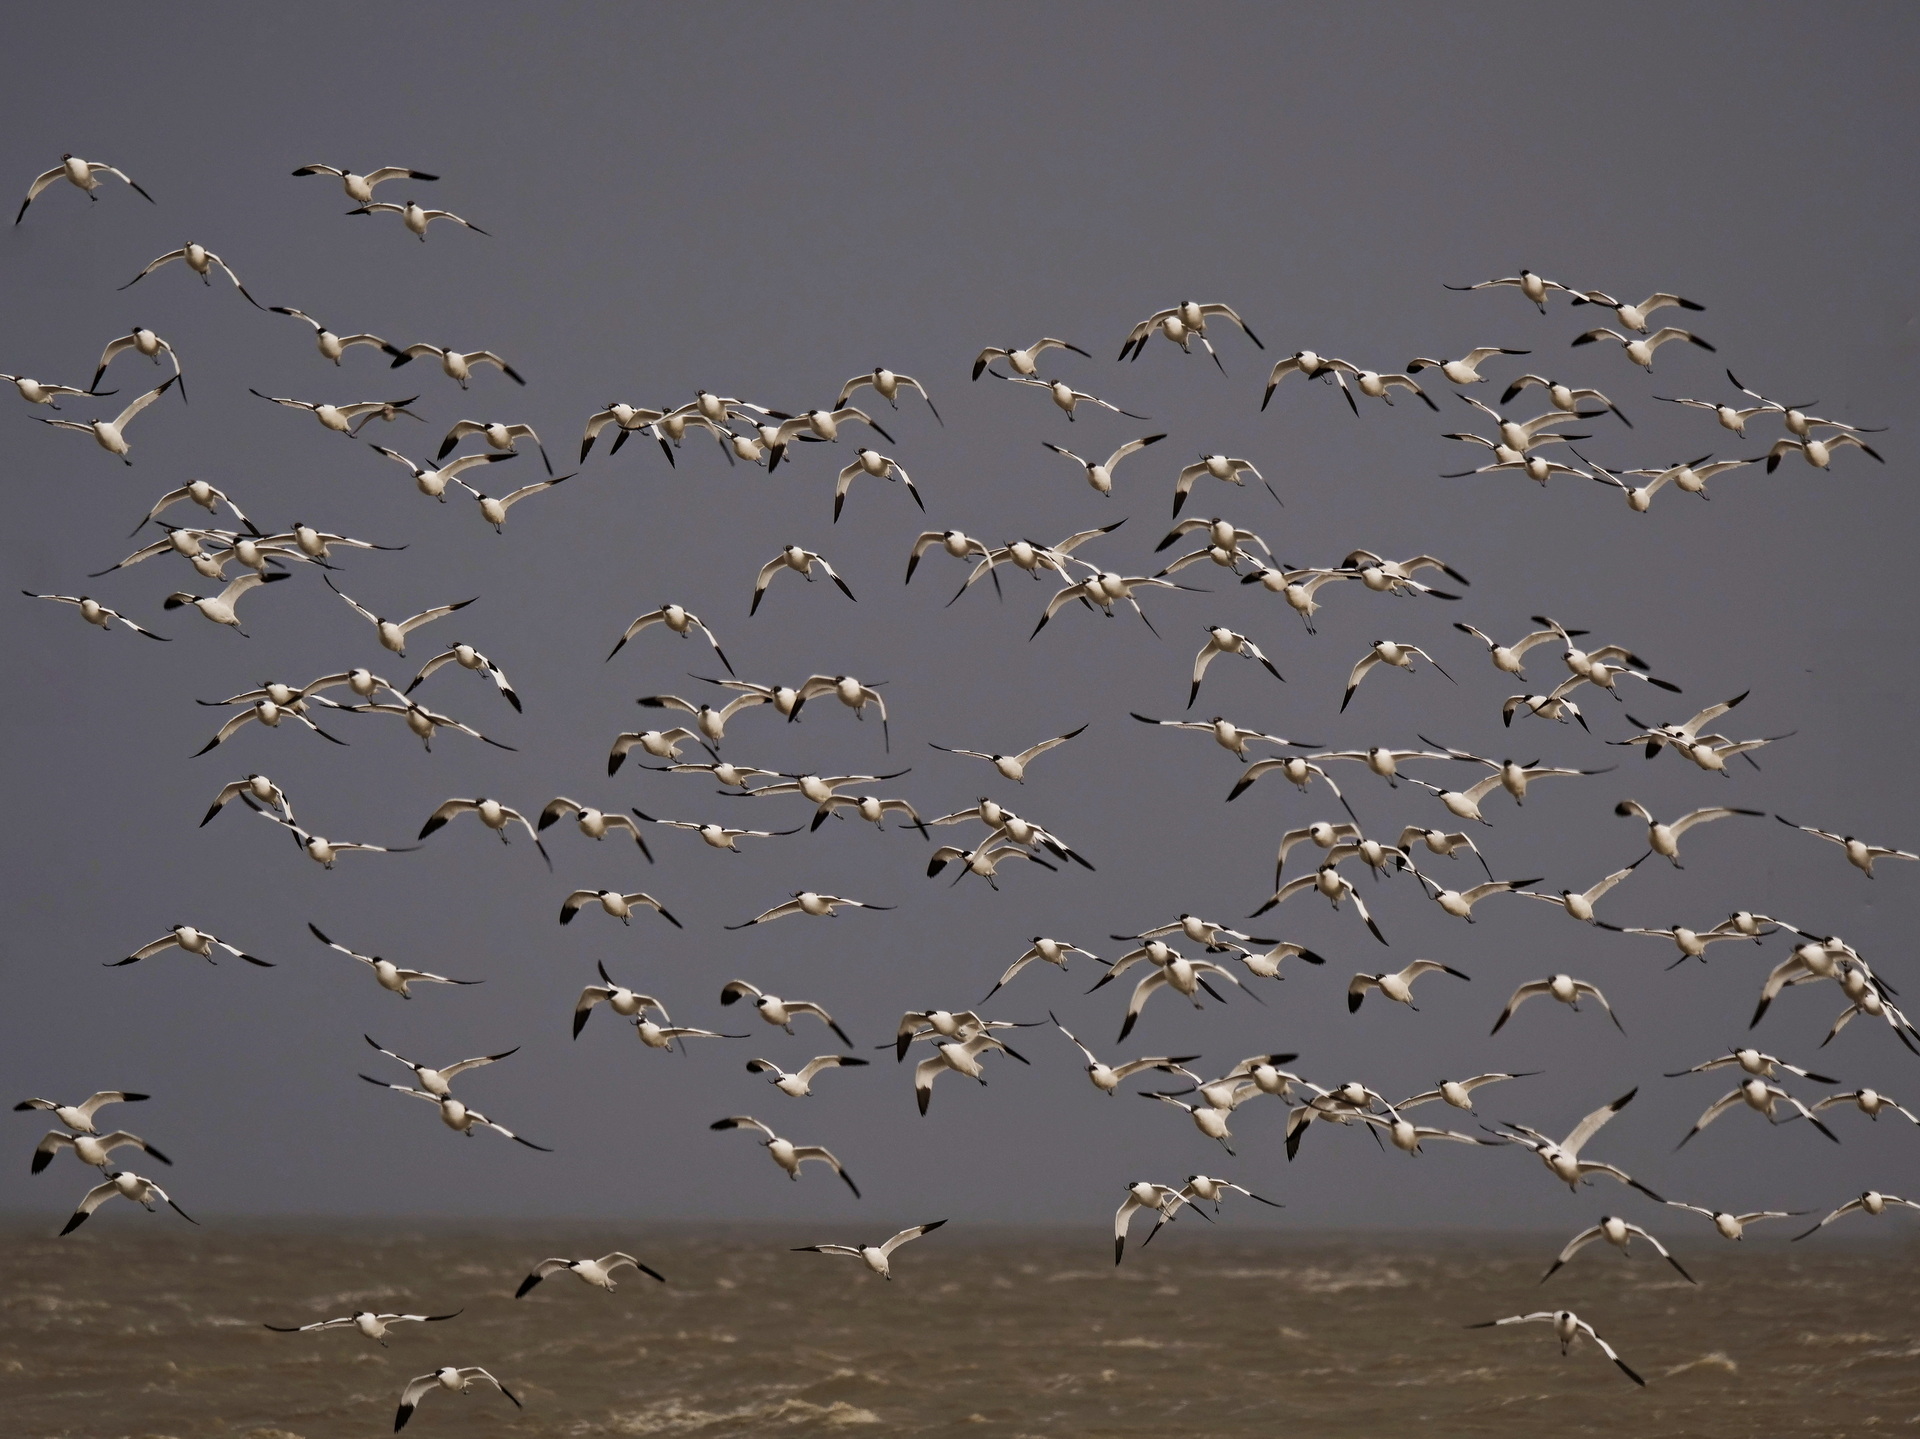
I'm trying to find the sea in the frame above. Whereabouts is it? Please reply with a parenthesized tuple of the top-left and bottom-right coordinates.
(3, 1223, 1911, 1437)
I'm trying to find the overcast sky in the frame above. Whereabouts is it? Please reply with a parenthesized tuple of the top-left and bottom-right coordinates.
(2, 3, 1916, 1233)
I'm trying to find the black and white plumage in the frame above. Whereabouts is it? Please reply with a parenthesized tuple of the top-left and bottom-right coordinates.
(836, 367, 941, 423)
(747, 1054, 870, 1098)
(17, 154, 154, 223)
(353, 200, 490, 242)
(751, 545, 856, 615)
(1442, 270, 1573, 312)
(31, 1126, 170, 1174)
(13, 1092, 148, 1136)
(270, 307, 405, 365)
(291, 163, 438, 203)
(60, 1171, 197, 1235)
(558, 889, 681, 928)
(363, 1035, 519, 1100)
(1347, 960, 1470, 1013)
(1792, 1191, 1920, 1241)
(930, 724, 1085, 782)
(1489, 1089, 1661, 1200)
(516, 1252, 664, 1296)
(92, 326, 186, 398)
(718, 980, 853, 1044)
(34, 376, 180, 462)
(710, 1115, 859, 1195)
(1774, 815, 1918, 877)
(406, 644, 521, 712)
(606, 603, 731, 672)
(724, 893, 892, 930)
(973, 337, 1089, 380)
(265, 1307, 460, 1345)
(1492, 974, 1622, 1035)
(23, 590, 168, 640)
(795, 1220, 946, 1279)
(119, 244, 263, 307)
(1042, 434, 1166, 496)
(309, 923, 480, 998)
(394, 1368, 520, 1432)
(1466, 1310, 1644, 1386)
(1539, 1215, 1694, 1284)
(358, 1077, 552, 1151)
(111, 924, 270, 968)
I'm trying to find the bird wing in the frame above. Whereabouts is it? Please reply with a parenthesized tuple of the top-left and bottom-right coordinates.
(1343, 651, 1381, 699)
(880, 1220, 946, 1255)
(792, 1146, 858, 1196)
(1013, 725, 1085, 766)
(1671, 806, 1760, 836)
(396, 597, 476, 634)
(113, 379, 177, 430)
(1563, 1089, 1637, 1155)
(1492, 982, 1552, 1032)
(441, 1048, 518, 1079)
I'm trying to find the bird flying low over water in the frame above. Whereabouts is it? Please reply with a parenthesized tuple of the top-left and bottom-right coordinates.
(1467, 1310, 1644, 1386)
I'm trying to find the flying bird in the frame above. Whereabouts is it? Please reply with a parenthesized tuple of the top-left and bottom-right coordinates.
(1569, 288, 1705, 332)
(437, 417, 552, 473)
(558, 890, 681, 928)
(59, 1171, 196, 1235)
(794, 1220, 946, 1279)
(394, 1369, 519, 1432)
(836, 367, 941, 422)
(1118, 301, 1263, 370)
(112, 924, 269, 968)
(291, 163, 439, 203)
(1442, 270, 1573, 311)
(13, 1092, 148, 1136)
(515, 1252, 664, 1296)
(350, 198, 489, 240)
(973, 337, 1090, 380)
(119, 244, 263, 307)
(324, 577, 475, 656)
(710, 1115, 858, 1195)
(1492, 975, 1622, 1035)
(33, 376, 179, 462)
(270, 307, 405, 365)
(417, 797, 549, 865)
(390, 342, 521, 388)
(1571, 325, 1714, 370)
(751, 545, 856, 615)
(17, 154, 154, 223)
(606, 603, 731, 672)
(719, 981, 853, 1043)
(1342, 640, 1454, 712)
(308, 923, 480, 999)
(929, 725, 1086, 782)
(1616, 800, 1762, 867)
(1466, 1310, 1643, 1386)
(833, 449, 922, 521)
(1348, 960, 1470, 1013)
(1774, 815, 1918, 877)
(264, 1307, 461, 1344)
(1041, 434, 1166, 495)
(406, 643, 521, 711)
(253, 393, 424, 438)
(1171, 455, 1274, 518)
(1005, 374, 1148, 421)
(23, 591, 167, 640)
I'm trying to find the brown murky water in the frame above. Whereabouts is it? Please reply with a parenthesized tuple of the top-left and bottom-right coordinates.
(3, 1223, 1913, 1437)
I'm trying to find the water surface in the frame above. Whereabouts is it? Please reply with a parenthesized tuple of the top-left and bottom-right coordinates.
(4, 1223, 1912, 1436)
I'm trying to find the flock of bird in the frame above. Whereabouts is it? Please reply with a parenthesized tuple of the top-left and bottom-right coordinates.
(9, 155, 1912, 1420)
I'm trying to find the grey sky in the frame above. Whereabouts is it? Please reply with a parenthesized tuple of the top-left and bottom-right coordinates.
(2, 3, 1916, 1231)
